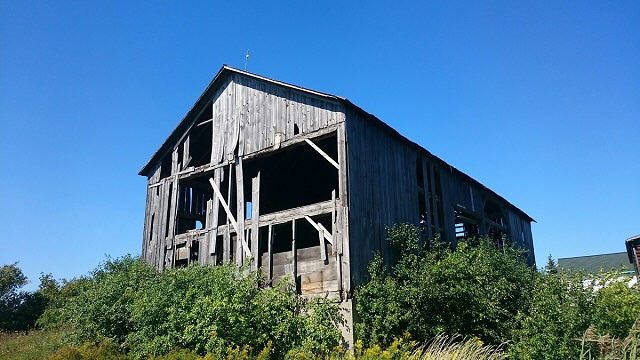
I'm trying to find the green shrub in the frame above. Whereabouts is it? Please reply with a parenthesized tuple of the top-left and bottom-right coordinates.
(591, 274, 640, 338)
(509, 260, 640, 360)
(354, 224, 536, 347)
(42, 256, 344, 358)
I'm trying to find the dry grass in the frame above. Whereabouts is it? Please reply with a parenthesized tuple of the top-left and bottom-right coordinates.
(409, 335, 506, 360)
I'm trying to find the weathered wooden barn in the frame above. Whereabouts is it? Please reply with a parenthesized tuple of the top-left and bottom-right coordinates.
(139, 65, 536, 332)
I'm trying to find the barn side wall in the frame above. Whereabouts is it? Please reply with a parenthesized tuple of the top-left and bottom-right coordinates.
(344, 111, 536, 286)
(344, 109, 418, 285)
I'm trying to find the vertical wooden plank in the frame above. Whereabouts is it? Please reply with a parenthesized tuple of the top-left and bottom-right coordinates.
(223, 165, 232, 264)
(422, 157, 433, 240)
(236, 157, 245, 265)
(331, 189, 336, 256)
(429, 163, 440, 235)
(167, 149, 180, 268)
(319, 228, 327, 262)
(267, 224, 273, 281)
(337, 122, 351, 295)
(251, 172, 261, 270)
(201, 199, 212, 265)
(291, 219, 297, 292)
(207, 168, 222, 263)
(182, 135, 190, 168)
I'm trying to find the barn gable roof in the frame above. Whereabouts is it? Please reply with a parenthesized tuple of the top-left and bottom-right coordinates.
(139, 65, 534, 222)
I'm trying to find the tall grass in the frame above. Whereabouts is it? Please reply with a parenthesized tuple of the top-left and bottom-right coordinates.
(0, 329, 67, 360)
(409, 335, 505, 360)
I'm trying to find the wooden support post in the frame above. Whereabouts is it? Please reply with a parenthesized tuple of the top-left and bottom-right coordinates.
(304, 138, 339, 169)
(291, 219, 297, 292)
(168, 150, 180, 268)
(201, 199, 212, 265)
(236, 157, 245, 265)
(251, 172, 261, 270)
(207, 169, 222, 262)
(182, 135, 192, 168)
(267, 224, 273, 281)
(337, 123, 350, 295)
(318, 227, 327, 262)
(224, 166, 232, 263)
(331, 189, 336, 255)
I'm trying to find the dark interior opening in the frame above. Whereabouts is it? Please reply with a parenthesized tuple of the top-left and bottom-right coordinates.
(190, 241, 199, 262)
(189, 106, 213, 167)
(298, 215, 332, 250)
(160, 155, 172, 179)
(484, 200, 504, 226)
(176, 176, 213, 234)
(215, 235, 223, 265)
(243, 134, 339, 214)
(271, 223, 293, 254)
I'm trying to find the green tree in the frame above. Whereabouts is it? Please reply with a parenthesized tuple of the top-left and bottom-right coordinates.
(0, 263, 49, 331)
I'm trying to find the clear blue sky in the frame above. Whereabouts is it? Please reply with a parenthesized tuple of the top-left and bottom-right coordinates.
(1, 1, 638, 289)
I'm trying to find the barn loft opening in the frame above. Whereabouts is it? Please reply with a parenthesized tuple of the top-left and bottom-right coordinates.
(243, 133, 338, 214)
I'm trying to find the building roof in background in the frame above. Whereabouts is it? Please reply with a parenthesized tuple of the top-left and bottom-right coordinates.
(558, 252, 632, 274)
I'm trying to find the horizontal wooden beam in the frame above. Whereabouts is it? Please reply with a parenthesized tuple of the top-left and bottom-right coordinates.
(214, 200, 334, 235)
(242, 124, 338, 161)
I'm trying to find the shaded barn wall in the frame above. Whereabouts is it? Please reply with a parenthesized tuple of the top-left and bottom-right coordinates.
(345, 109, 418, 285)
(344, 111, 537, 284)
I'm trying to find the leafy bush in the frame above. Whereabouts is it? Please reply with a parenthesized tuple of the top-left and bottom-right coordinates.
(508, 260, 593, 359)
(354, 224, 536, 347)
(41, 256, 344, 358)
(509, 259, 640, 359)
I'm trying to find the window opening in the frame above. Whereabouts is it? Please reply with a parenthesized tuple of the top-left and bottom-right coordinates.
(454, 209, 479, 240)
(176, 177, 213, 234)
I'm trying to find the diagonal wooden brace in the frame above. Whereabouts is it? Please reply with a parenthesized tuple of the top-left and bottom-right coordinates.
(304, 138, 339, 169)
(209, 177, 251, 257)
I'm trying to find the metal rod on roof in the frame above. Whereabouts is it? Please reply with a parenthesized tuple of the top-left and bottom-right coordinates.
(245, 49, 249, 71)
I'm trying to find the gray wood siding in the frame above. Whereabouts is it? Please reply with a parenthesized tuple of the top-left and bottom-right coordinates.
(210, 74, 345, 164)
(345, 109, 418, 284)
